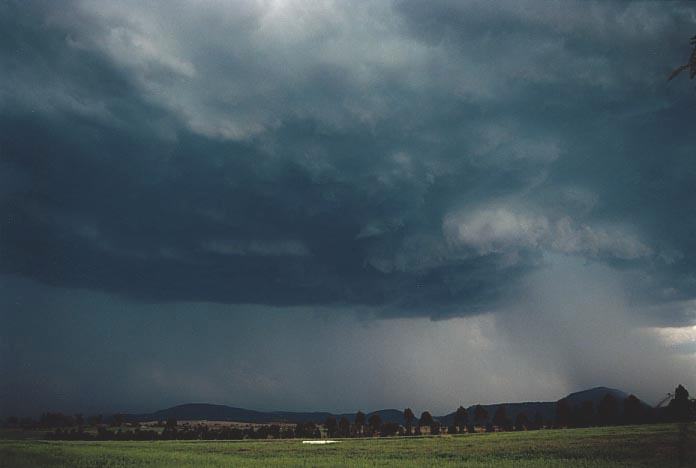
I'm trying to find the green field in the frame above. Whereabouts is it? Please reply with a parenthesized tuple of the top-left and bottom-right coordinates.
(1, 424, 694, 467)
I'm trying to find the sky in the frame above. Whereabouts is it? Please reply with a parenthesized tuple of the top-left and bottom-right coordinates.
(1, 0, 696, 418)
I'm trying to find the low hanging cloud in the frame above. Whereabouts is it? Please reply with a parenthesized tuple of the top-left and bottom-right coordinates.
(444, 206, 652, 261)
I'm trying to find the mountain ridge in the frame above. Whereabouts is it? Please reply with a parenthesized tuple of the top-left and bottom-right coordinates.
(123, 386, 649, 425)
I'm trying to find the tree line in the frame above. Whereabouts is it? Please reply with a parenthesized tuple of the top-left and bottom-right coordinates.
(5, 385, 694, 441)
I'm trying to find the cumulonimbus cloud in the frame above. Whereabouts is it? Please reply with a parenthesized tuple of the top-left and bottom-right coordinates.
(0, 0, 695, 324)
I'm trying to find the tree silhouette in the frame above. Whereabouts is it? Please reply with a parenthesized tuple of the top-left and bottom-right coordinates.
(419, 411, 434, 434)
(533, 411, 544, 430)
(570, 400, 594, 428)
(514, 412, 529, 431)
(324, 416, 337, 437)
(580, 400, 594, 427)
(668, 35, 696, 81)
(668, 385, 693, 422)
(492, 405, 512, 431)
(598, 394, 619, 426)
(473, 405, 488, 428)
(555, 399, 571, 428)
(338, 416, 350, 437)
(454, 406, 468, 433)
(354, 411, 366, 437)
(623, 395, 643, 425)
(296, 421, 318, 438)
(380, 421, 400, 437)
(403, 408, 415, 436)
(367, 414, 382, 436)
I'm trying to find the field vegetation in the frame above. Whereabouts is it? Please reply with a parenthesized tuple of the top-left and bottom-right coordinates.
(1, 423, 695, 467)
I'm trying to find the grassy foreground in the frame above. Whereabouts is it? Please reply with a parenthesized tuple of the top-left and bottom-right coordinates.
(1, 424, 694, 467)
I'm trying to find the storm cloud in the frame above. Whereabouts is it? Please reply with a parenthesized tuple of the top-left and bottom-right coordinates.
(1, 0, 696, 416)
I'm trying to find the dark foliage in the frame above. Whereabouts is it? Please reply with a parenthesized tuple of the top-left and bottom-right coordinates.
(473, 405, 488, 427)
(668, 385, 694, 422)
(324, 416, 337, 437)
(556, 399, 572, 428)
(514, 412, 529, 431)
(29, 384, 696, 441)
(403, 408, 415, 436)
(454, 406, 468, 433)
(598, 394, 620, 426)
(367, 414, 382, 436)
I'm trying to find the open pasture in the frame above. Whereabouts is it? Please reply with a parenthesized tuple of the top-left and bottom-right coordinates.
(1, 423, 694, 467)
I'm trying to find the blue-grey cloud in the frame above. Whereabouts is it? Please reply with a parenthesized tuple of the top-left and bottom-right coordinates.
(1, 0, 696, 322)
(3, 0, 696, 417)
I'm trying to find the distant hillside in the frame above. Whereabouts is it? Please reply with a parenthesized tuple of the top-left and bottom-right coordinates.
(124, 387, 648, 426)
(564, 387, 630, 406)
(125, 404, 407, 425)
(438, 387, 644, 426)
(126, 404, 334, 424)
(437, 401, 554, 427)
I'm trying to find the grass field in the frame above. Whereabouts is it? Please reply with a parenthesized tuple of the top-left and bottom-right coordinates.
(1, 423, 694, 467)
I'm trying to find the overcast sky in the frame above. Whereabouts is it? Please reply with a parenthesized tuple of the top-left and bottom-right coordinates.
(1, 0, 696, 418)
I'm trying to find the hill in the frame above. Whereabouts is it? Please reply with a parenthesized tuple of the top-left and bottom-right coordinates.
(124, 386, 648, 426)
(125, 404, 406, 425)
(438, 386, 644, 426)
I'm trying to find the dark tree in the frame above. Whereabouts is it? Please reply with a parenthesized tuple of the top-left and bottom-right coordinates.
(570, 400, 593, 428)
(598, 394, 619, 426)
(354, 411, 366, 437)
(623, 395, 643, 425)
(454, 406, 468, 433)
(403, 408, 415, 436)
(668, 35, 696, 81)
(580, 400, 594, 427)
(367, 414, 382, 436)
(473, 405, 488, 428)
(295, 422, 318, 438)
(514, 412, 529, 431)
(492, 405, 512, 431)
(668, 385, 693, 422)
(430, 421, 441, 436)
(338, 416, 350, 437)
(419, 411, 434, 434)
(166, 417, 177, 429)
(533, 411, 544, 430)
(555, 399, 571, 428)
(324, 416, 338, 437)
(380, 422, 400, 437)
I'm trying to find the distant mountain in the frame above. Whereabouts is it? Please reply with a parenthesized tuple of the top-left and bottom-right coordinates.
(563, 387, 630, 406)
(438, 387, 646, 426)
(125, 404, 335, 424)
(123, 387, 649, 426)
(437, 401, 554, 427)
(124, 404, 407, 425)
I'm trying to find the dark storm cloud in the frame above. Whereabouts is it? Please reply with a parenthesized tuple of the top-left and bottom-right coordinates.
(1, 0, 696, 322)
